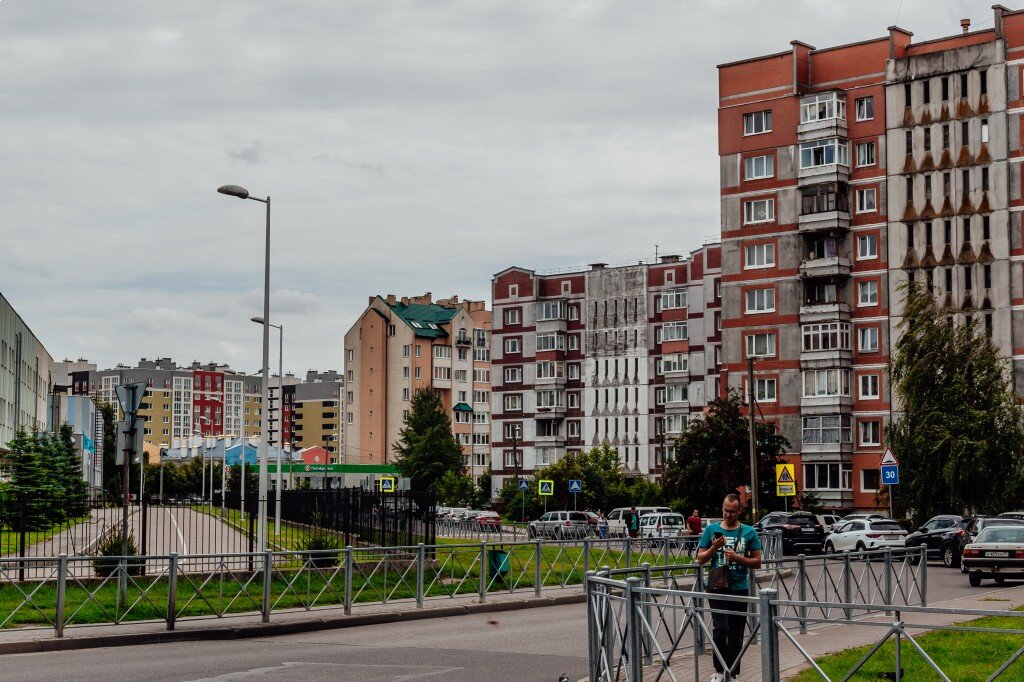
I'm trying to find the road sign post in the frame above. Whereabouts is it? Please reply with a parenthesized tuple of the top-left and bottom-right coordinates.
(775, 464, 796, 512)
(538, 479, 553, 513)
(518, 478, 529, 524)
(568, 479, 582, 511)
(379, 476, 396, 493)
(114, 382, 146, 612)
(881, 448, 899, 519)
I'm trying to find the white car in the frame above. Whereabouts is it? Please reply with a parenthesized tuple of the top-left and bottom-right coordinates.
(816, 514, 842, 533)
(824, 518, 908, 553)
(639, 513, 687, 544)
(962, 525, 1024, 587)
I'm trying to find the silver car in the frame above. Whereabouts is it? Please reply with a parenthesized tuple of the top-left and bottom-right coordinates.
(529, 511, 590, 539)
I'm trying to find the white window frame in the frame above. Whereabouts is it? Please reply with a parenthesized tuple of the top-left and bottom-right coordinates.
(536, 332, 566, 352)
(567, 363, 580, 380)
(744, 154, 774, 180)
(504, 337, 522, 354)
(743, 110, 772, 135)
(535, 361, 564, 379)
(743, 198, 775, 224)
(856, 188, 877, 213)
(800, 92, 845, 123)
(657, 353, 688, 374)
(802, 322, 851, 352)
(858, 280, 879, 306)
(535, 390, 565, 409)
(859, 374, 880, 400)
(744, 242, 775, 269)
(858, 327, 879, 353)
(660, 290, 687, 310)
(803, 462, 853, 491)
(432, 366, 452, 381)
(799, 138, 849, 169)
(860, 467, 881, 492)
(434, 345, 452, 359)
(856, 141, 876, 167)
(504, 367, 523, 383)
(745, 288, 776, 313)
(802, 369, 851, 398)
(537, 301, 567, 321)
(746, 333, 776, 358)
(503, 394, 522, 412)
(857, 234, 878, 260)
(855, 96, 874, 121)
(801, 415, 853, 445)
(859, 419, 881, 446)
(754, 378, 777, 402)
(504, 308, 521, 325)
(568, 335, 579, 350)
(657, 322, 688, 343)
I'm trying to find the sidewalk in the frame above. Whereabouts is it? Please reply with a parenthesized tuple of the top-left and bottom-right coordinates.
(655, 583, 1024, 680)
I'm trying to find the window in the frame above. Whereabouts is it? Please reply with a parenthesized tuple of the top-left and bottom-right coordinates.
(567, 363, 580, 380)
(415, 367, 422, 379)
(504, 450, 521, 467)
(567, 392, 580, 409)
(857, 234, 878, 259)
(473, 369, 490, 383)
(961, 121, 969, 147)
(799, 138, 849, 169)
(862, 468, 881, 492)
(568, 305, 579, 321)
(941, 76, 949, 101)
(538, 301, 567, 320)
(743, 198, 775, 224)
(960, 72, 969, 98)
(754, 378, 777, 402)
(415, 345, 422, 358)
(658, 322, 688, 343)
(984, 263, 992, 289)
(657, 354, 688, 374)
(856, 142, 875, 167)
(504, 308, 521, 325)
(346, 349, 354, 362)
(802, 322, 851, 351)
(473, 433, 490, 445)
(402, 388, 409, 401)
(982, 167, 989, 191)
(923, 80, 930, 103)
(856, 188, 877, 213)
(503, 394, 522, 412)
(983, 216, 991, 241)
(568, 335, 579, 350)
(504, 366, 522, 383)
(535, 361, 564, 379)
(859, 374, 880, 399)
(858, 327, 879, 353)
(981, 118, 989, 143)
(434, 345, 452, 359)
(800, 92, 845, 123)
(660, 289, 687, 310)
(454, 369, 468, 382)
(508, 284, 519, 298)
(432, 366, 452, 381)
(454, 411, 471, 424)
(860, 421, 881, 447)
(802, 415, 853, 444)
(803, 463, 853, 490)
(802, 369, 851, 397)
(504, 338, 521, 354)
(981, 70, 988, 95)
(744, 242, 775, 269)
(536, 333, 566, 351)
(745, 288, 775, 313)
(858, 280, 878, 306)
(943, 124, 950, 149)
(567, 420, 581, 438)
(746, 332, 776, 357)
(855, 96, 874, 121)
(536, 390, 564, 408)
(801, 182, 849, 214)
(346, 412, 353, 425)
(743, 110, 772, 135)
(744, 154, 774, 180)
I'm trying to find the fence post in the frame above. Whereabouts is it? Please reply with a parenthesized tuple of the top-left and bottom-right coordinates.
(919, 546, 928, 606)
(585, 570, 599, 682)
(534, 538, 543, 597)
(18, 499, 26, 583)
(479, 541, 487, 603)
(625, 537, 632, 569)
(344, 546, 354, 615)
(663, 536, 670, 568)
(55, 554, 67, 638)
(894, 609, 902, 681)
(625, 576, 643, 682)
(797, 554, 808, 634)
(884, 547, 894, 609)
(695, 563, 706, 652)
(759, 588, 780, 682)
(843, 550, 853, 620)
(641, 562, 653, 666)
(582, 538, 590, 585)
(416, 543, 425, 608)
(261, 550, 272, 623)
(167, 552, 178, 631)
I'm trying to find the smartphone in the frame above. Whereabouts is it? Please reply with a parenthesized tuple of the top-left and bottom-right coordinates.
(713, 531, 723, 540)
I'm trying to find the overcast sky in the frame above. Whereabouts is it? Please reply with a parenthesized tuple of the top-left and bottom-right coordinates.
(1, 0, 986, 376)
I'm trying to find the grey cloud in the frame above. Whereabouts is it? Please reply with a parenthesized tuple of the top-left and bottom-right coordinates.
(227, 140, 265, 165)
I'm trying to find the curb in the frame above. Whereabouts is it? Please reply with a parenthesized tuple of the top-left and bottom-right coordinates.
(0, 593, 587, 656)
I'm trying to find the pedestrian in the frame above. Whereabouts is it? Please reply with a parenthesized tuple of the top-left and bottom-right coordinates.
(686, 508, 703, 556)
(597, 511, 609, 539)
(696, 493, 762, 682)
(626, 506, 640, 539)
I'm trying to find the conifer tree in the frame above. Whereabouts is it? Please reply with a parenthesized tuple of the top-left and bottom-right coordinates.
(393, 388, 463, 492)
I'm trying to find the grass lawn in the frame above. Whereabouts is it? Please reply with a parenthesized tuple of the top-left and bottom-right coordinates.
(0, 516, 91, 556)
(790, 607, 1024, 681)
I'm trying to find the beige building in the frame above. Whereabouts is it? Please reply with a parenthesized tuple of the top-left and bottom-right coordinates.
(342, 294, 492, 485)
(1, 292, 53, 450)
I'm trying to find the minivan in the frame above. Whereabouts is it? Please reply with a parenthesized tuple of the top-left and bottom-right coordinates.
(607, 507, 672, 537)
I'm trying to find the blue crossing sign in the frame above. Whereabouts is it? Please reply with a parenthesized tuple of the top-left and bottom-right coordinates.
(881, 465, 899, 485)
(518, 479, 530, 492)
(568, 479, 583, 494)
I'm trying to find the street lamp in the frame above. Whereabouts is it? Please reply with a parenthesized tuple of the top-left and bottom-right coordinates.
(252, 316, 283, 536)
(218, 183, 272, 553)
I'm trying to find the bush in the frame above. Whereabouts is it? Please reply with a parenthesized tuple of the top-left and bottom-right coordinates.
(92, 529, 142, 577)
(297, 528, 343, 568)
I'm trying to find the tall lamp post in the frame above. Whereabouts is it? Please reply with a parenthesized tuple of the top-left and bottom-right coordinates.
(251, 316, 283, 537)
(218, 184, 272, 553)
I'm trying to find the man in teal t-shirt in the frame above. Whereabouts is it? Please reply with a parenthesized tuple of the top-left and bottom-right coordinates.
(696, 494, 762, 682)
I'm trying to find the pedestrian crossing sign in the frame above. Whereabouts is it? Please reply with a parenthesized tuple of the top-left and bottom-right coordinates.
(379, 476, 396, 493)
(775, 464, 796, 497)
(538, 479, 554, 496)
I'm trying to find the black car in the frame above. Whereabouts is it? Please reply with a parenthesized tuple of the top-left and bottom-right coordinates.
(939, 516, 1024, 568)
(904, 514, 969, 560)
(757, 511, 824, 554)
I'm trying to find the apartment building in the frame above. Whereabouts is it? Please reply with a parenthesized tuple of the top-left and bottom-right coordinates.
(291, 370, 343, 460)
(342, 294, 492, 484)
(489, 246, 722, 496)
(717, 6, 1024, 510)
(0, 292, 53, 450)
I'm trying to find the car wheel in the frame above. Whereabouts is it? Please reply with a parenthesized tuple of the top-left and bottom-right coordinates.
(942, 545, 960, 569)
(995, 577, 1006, 584)
(969, 572, 983, 587)
(856, 542, 866, 553)
(824, 541, 835, 554)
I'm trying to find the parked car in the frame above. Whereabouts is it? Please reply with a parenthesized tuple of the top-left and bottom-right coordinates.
(436, 506, 452, 519)
(940, 516, 1024, 568)
(444, 508, 471, 522)
(839, 513, 886, 524)
(606, 506, 672, 538)
(962, 525, 1024, 587)
(757, 512, 825, 555)
(904, 515, 969, 560)
(999, 511, 1024, 521)
(528, 511, 590, 539)
(639, 512, 687, 545)
(583, 511, 601, 534)
(476, 511, 502, 531)
(816, 514, 842, 533)
(701, 517, 724, 532)
(824, 518, 908, 553)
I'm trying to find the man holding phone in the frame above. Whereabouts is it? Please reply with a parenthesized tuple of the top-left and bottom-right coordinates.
(696, 493, 762, 682)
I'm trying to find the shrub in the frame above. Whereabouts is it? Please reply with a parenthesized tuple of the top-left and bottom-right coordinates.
(92, 529, 142, 577)
(297, 528, 343, 568)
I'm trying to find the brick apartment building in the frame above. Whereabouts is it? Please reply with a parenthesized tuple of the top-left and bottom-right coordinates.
(489, 245, 721, 496)
(718, 6, 1024, 509)
(342, 294, 492, 485)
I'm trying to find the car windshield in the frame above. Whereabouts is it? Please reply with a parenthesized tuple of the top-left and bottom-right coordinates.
(870, 522, 904, 531)
(659, 515, 684, 526)
(977, 527, 1024, 544)
(788, 516, 816, 526)
(980, 518, 1024, 530)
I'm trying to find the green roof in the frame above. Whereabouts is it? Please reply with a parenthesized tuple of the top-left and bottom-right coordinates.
(384, 299, 459, 338)
(453, 402, 473, 412)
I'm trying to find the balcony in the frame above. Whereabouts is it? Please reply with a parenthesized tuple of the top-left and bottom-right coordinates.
(455, 335, 471, 347)
(799, 301, 851, 323)
(663, 398, 690, 413)
(799, 210, 850, 234)
(535, 374, 566, 388)
(799, 256, 851, 280)
(800, 347, 852, 369)
(798, 92, 847, 142)
(534, 405, 566, 420)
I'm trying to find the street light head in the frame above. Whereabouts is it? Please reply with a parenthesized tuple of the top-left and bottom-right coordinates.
(251, 316, 265, 324)
(217, 184, 250, 199)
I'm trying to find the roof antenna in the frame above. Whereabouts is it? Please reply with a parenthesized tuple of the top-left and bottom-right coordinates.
(655, 244, 659, 260)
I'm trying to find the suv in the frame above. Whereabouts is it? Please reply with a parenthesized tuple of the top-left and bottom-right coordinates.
(528, 511, 590, 539)
(757, 512, 825, 555)
(825, 518, 907, 553)
(904, 515, 969, 560)
(816, 514, 842, 533)
(638, 512, 687, 545)
(606, 506, 672, 538)
(940, 516, 1024, 568)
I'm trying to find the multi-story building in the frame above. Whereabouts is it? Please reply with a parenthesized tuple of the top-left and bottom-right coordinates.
(342, 294, 492, 485)
(489, 246, 722, 496)
(717, 7, 1024, 510)
(0, 292, 53, 450)
(291, 370, 343, 460)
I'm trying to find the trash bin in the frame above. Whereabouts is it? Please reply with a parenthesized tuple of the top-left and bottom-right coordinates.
(488, 547, 510, 580)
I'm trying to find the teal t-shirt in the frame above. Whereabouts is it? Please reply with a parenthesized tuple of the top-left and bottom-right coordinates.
(698, 522, 761, 591)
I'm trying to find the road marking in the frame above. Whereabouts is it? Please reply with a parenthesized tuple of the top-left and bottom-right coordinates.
(168, 508, 188, 555)
(183, 661, 461, 681)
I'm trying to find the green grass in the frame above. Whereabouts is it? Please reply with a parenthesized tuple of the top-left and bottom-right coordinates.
(0, 541, 692, 628)
(189, 505, 322, 551)
(0, 516, 91, 556)
(790, 607, 1024, 681)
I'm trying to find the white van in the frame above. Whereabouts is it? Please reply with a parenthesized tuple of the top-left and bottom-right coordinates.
(606, 507, 673, 537)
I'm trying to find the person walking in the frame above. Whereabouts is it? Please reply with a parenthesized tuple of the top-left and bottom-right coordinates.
(686, 508, 703, 556)
(696, 493, 762, 682)
(597, 511, 609, 539)
(626, 506, 641, 539)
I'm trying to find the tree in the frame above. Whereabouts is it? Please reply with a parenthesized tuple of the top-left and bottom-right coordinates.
(393, 388, 463, 493)
(888, 281, 1024, 520)
(435, 471, 475, 506)
(661, 392, 789, 520)
(99, 402, 119, 502)
(473, 469, 492, 508)
(1, 431, 55, 530)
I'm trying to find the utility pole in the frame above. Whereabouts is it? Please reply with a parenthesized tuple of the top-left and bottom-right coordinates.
(512, 426, 523, 522)
(747, 357, 759, 523)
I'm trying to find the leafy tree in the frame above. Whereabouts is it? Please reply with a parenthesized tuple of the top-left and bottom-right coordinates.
(888, 281, 1024, 520)
(393, 388, 463, 493)
(1, 431, 55, 530)
(473, 469, 492, 508)
(533, 444, 625, 511)
(497, 476, 541, 521)
(661, 392, 789, 521)
(99, 402, 119, 502)
(435, 471, 475, 506)
(797, 489, 824, 514)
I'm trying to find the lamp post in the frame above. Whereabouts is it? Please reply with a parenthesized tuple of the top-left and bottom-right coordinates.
(251, 316, 283, 537)
(218, 184, 272, 553)
(194, 416, 212, 502)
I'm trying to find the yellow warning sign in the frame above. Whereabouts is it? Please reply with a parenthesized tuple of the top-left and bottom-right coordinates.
(775, 464, 796, 497)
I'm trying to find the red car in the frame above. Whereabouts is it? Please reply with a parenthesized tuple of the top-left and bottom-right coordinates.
(477, 511, 502, 531)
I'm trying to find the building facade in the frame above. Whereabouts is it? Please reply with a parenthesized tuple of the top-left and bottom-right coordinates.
(291, 370, 343, 458)
(342, 294, 492, 484)
(717, 7, 1024, 510)
(0, 292, 53, 450)
(489, 246, 722, 497)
